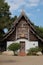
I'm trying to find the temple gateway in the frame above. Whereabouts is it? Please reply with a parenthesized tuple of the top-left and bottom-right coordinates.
(0, 11, 43, 55)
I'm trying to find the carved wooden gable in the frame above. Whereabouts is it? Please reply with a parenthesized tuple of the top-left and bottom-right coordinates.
(6, 16, 38, 41)
(16, 18, 29, 39)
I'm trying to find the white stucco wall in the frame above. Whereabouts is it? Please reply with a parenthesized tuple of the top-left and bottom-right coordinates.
(7, 39, 38, 53)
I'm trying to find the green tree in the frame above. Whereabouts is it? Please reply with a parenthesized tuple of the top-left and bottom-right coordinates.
(35, 26, 43, 39)
(28, 22, 43, 39)
(8, 43, 20, 54)
(0, 0, 17, 38)
(11, 16, 17, 22)
(0, 0, 11, 38)
(31, 22, 43, 39)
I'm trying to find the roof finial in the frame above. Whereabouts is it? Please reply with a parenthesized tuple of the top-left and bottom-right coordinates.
(21, 5, 25, 15)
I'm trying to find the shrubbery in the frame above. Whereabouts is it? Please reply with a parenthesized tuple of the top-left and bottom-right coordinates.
(27, 47, 42, 55)
(8, 43, 20, 55)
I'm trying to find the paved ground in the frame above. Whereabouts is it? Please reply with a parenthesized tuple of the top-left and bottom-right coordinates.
(0, 55, 43, 65)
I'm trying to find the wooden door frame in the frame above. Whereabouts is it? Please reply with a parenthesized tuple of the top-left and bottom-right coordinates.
(20, 41, 25, 52)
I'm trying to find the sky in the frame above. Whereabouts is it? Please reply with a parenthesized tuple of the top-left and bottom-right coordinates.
(5, 0, 43, 27)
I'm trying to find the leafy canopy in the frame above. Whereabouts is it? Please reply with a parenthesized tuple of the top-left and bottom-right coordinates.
(0, 0, 17, 38)
(8, 43, 20, 52)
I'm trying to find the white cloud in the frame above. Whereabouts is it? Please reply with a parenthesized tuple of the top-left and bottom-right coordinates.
(26, 12, 32, 17)
(5, 0, 40, 12)
(26, 3, 38, 7)
(26, 0, 40, 7)
(29, 0, 40, 3)
(5, 0, 42, 16)
(5, 0, 25, 11)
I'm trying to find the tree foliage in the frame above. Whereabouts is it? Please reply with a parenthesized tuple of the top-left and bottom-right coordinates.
(31, 22, 43, 39)
(0, 0, 11, 29)
(0, 0, 17, 38)
(0, 0, 11, 37)
(11, 16, 17, 22)
(35, 26, 43, 39)
(8, 43, 20, 54)
(27, 47, 42, 55)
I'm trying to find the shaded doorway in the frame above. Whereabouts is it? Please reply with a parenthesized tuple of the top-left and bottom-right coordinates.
(19, 41, 26, 56)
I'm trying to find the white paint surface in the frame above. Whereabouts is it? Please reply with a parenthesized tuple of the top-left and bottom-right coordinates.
(7, 39, 38, 53)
